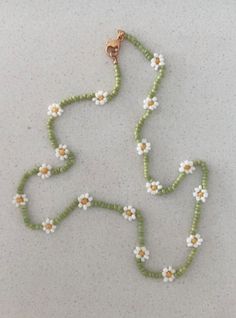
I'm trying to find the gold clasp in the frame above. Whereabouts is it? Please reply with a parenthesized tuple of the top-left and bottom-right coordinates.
(106, 30, 125, 64)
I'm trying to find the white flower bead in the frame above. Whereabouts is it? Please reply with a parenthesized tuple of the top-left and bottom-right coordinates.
(37, 164, 52, 179)
(151, 53, 165, 71)
(133, 246, 150, 262)
(186, 233, 203, 248)
(137, 139, 151, 155)
(47, 103, 63, 117)
(42, 218, 56, 234)
(193, 185, 208, 202)
(92, 91, 108, 105)
(123, 206, 136, 222)
(146, 181, 162, 195)
(179, 160, 195, 174)
(12, 194, 28, 207)
(78, 193, 93, 210)
(162, 266, 176, 282)
(143, 97, 159, 111)
(55, 144, 69, 160)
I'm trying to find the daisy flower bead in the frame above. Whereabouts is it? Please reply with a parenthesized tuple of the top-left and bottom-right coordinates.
(193, 185, 208, 203)
(151, 53, 165, 71)
(123, 206, 136, 222)
(37, 164, 52, 179)
(146, 181, 162, 195)
(133, 246, 150, 262)
(162, 266, 176, 282)
(186, 233, 203, 248)
(12, 194, 28, 207)
(42, 218, 56, 234)
(55, 144, 69, 160)
(137, 139, 151, 155)
(143, 97, 159, 111)
(179, 160, 195, 174)
(78, 193, 93, 210)
(47, 103, 63, 117)
(92, 91, 108, 105)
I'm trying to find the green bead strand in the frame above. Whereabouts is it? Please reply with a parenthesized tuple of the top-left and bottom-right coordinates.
(60, 93, 95, 108)
(125, 33, 153, 61)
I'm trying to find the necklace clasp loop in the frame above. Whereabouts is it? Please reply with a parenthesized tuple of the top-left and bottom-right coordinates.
(106, 30, 125, 64)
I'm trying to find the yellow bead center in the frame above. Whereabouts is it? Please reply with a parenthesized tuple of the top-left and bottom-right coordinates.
(148, 101, 154, 107)
(98, 95, 104, 101)
(59, 148, 65, 156)
(138, 250, 145, 257)
(166, 271, 173, 278)
(191, 237, 198, 244)
(197, 191, 204, 198)
(41, 167, 49, 174)
(16, 196, 24, 203)
(151, 185, 158, 191)
(155, 57, 160, 65)
(45, 223, 53, 230)
(126, 210, 133, 216)
(52, 107, 59, 113)
(184, 164, 191, 171)
(141, 144, 146, 151)
(81, 198, 89, 205)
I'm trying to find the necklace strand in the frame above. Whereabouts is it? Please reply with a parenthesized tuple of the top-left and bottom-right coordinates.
(13, 30, 209, 282)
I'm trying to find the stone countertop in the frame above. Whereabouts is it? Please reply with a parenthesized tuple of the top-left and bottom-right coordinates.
(0, 1, 235, 317)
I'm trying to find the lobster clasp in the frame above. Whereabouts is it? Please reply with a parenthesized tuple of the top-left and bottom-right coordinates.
(106, 30, 125, 64)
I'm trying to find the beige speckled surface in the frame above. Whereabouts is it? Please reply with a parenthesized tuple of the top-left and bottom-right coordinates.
(0, 1, 236, 317)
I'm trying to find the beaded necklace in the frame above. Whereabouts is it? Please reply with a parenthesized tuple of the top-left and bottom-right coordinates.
(13, 30, 209, 283)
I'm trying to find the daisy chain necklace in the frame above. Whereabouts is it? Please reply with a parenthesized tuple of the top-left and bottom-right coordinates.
(13, 30, 209, 283)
